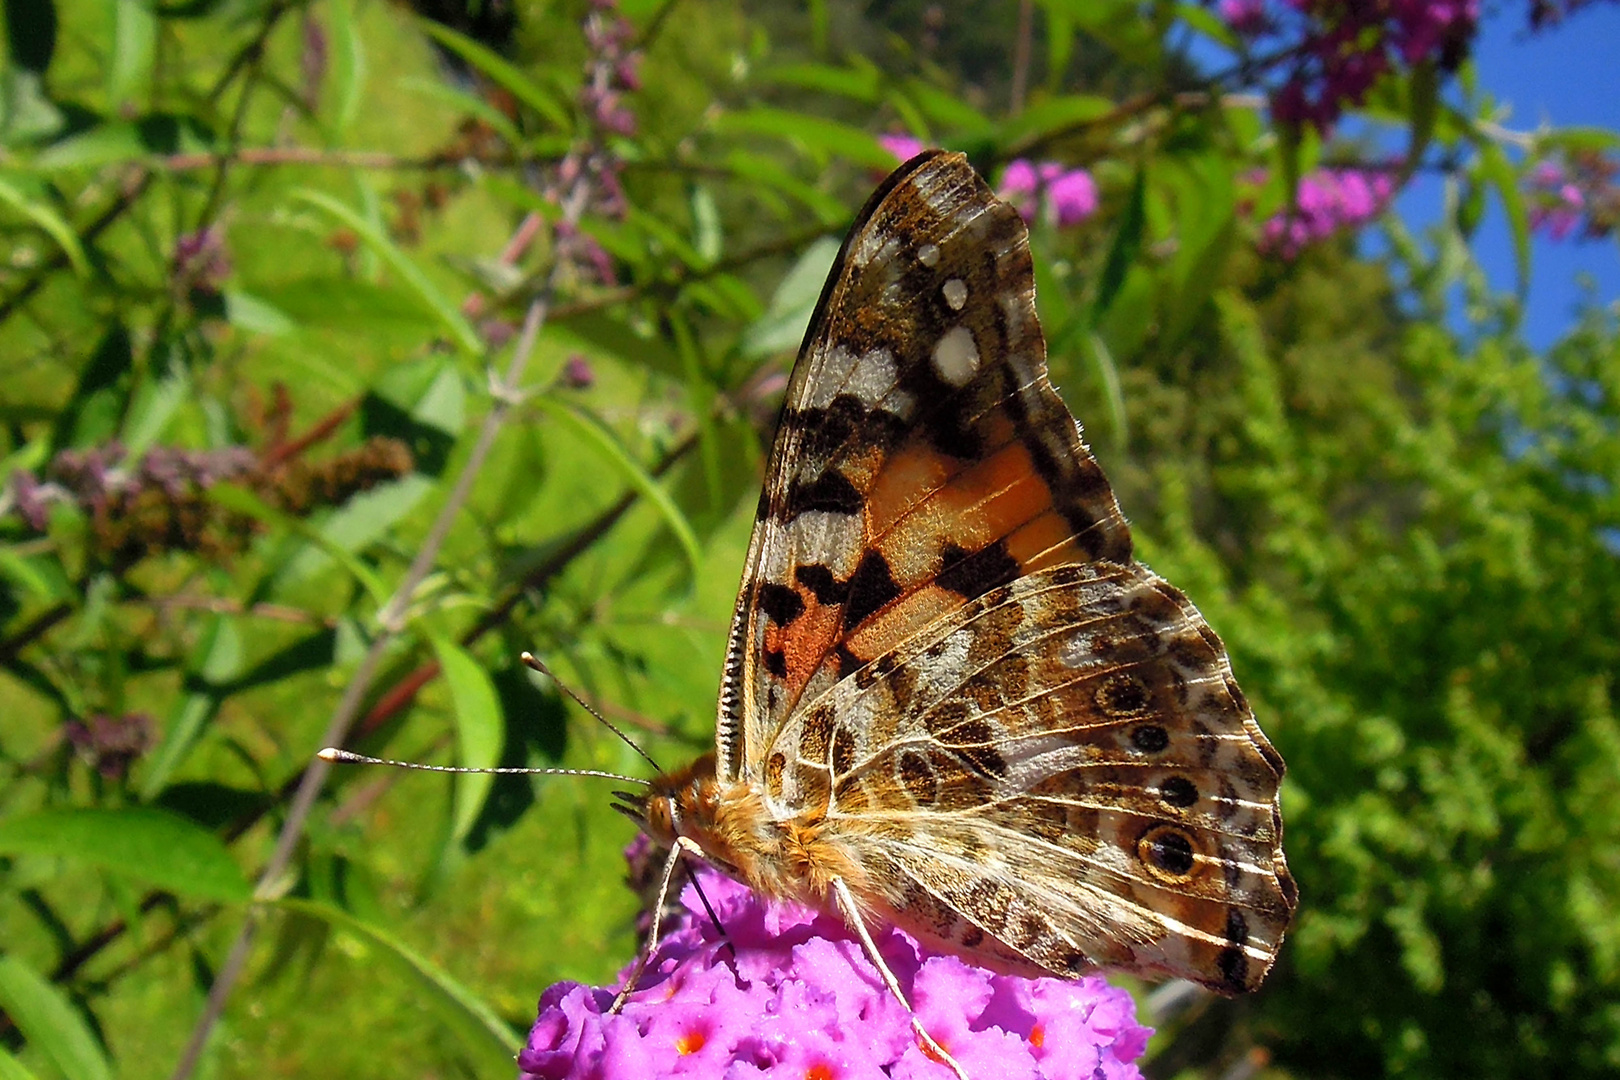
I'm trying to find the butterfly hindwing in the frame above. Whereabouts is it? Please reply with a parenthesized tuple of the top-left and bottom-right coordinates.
(761, 563, 1295, 992)
(716, 151, 1132, 781)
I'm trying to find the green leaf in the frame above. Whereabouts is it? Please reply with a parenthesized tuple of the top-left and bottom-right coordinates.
(1406, 61, 1438, 178)
(739, 235, 839, 358)
(0, 956, 112, 1080)
(429, 635, 505, 845)
(711, 107, 889, 166)
(2, 0, 63, 141)
(222, 289, 297, 336)
(1094, 166, 1146, 316)
(327, 0, 367, 135)
(416, 19, 569, 132)
(0, 1045, 44, 1080)
(1175, 2, 1238, 47)
(292, 189, 483, 357)
(1478, 140, 1529, 293)
(0, 807, 250, 902)
(119, 359, 189, 459)
(1080, 329, 1128, 447)
(0, 175, 89, 276)
(279, 898, 519, 1073)
(0, 547, 70, 602)
(277, 474, 435, 588)
(758, 61, 881, 102)
(898, 78, 992, 134)
(689, 184, 722, 265)
(533, 397, 703, 581)
(730, 149, 823, 231)
(29, 115, 213, 171)
(1004, 94, 1115, 148)
(399, 77, 524, 152)
(106, 0, 157, 112)
(207, 482, 391, 606)
(138, 614, 244, 800)
(250, 277, 440, 339)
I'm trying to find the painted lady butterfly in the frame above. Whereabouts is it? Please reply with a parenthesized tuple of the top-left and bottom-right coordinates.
(617, 150, 1297, 1067)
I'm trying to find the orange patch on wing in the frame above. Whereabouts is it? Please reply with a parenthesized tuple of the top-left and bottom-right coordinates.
(887, 441, 1050, 559)
(866, 442, 954, 537)
(766, 597, 843, 694)
(847, 584, 959, 660)
(1006, 511, 1086, 570)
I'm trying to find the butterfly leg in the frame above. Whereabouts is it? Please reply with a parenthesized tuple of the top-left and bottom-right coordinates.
(831, 877, 970, 1080)
(609, 835, 699, 1014)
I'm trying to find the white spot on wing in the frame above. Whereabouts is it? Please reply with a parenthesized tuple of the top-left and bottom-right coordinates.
(787, 510, 863, 578)
(942, 278, 968, 311)
(848, 348, 897, 407)
(917, 242, 941, 267)
(932, 326, 980, 386)
(805, 345, 857, 408)
(1060, 632, 1105, 668)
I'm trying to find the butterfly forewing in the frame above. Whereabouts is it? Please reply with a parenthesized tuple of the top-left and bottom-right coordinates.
(718, 150, 1133, 782)
(692, 149, 1292, 997)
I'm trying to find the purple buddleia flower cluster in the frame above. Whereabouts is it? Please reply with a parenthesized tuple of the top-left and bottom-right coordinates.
(1528, 161, 1587, 240)
(64, 712, 155, 780)
(1214, 0, 1480, 133)
(7, 443, 258, 532)
(542, 1, 642, 288)
(173, 227, 232, 294)
(1256, 167, 1395, 257)
(879, 138, 1098, 230)
(521, 865, 1152, 1080)
(1525, 153, 1618, 241)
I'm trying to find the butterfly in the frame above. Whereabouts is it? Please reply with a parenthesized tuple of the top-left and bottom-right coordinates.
(612, 150, 1296, 1071)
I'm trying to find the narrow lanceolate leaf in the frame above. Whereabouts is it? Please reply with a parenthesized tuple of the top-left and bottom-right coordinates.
(416, 19, 570, 132)
(0, 957, 113, 1080)
(205, 482, 391, 607)
(533, 397, 704, 580)
(0, 1045, 43, 1080)
(0, 177, 91, 276)
(0, 807, 251, 902)
(1094, 167, 1146, 316)
(293, 189, 484, 357)
(1478, 139, 1530, 294)
(429, 634, 505, 845)
(280, 898, 519, 1075)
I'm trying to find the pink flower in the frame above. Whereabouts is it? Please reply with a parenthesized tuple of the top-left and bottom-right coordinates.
(880, 135, 927, 164)
(1047, 169, 1099, 226)
(520, 865, 1152, 1080)
(1222, 1, 1480, 134)
(1255, 166, 1394, 258)
(996, 159, 1098, 229)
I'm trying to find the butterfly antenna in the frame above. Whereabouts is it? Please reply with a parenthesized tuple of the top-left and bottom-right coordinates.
(520, 651, 663, 773)
(316, 747, 649, 786)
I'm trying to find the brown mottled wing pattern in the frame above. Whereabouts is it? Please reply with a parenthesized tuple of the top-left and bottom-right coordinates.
(764, 565, 1296, 993)
(715, 150, 1131, 782)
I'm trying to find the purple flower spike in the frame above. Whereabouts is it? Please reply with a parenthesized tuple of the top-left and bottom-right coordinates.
(521, 864, 1152, 1080)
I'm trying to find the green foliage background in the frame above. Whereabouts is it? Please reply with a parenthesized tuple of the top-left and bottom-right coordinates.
(1, 1, 1617, 1079)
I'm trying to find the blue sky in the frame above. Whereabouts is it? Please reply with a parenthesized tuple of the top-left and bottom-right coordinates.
(1398, 3, 1620, 348)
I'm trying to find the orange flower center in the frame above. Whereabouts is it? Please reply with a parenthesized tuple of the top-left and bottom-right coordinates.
(675, 1029, 706, 1055)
